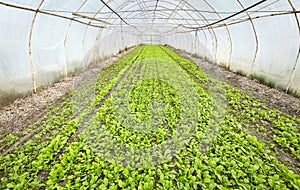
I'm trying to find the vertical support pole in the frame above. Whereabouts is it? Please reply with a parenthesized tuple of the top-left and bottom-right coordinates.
(286, 0, 300, 93)
(121, 20, 124, 49)
(28, 0, 45, 93)
(236, 0, 260, 76)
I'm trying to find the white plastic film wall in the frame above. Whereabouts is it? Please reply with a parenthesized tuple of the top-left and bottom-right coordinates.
(0, 0, 299, 106)
(0, 1, 138, 105)
(161, 0, 299, 95)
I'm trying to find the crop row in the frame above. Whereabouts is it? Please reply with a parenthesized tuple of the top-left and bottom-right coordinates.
(43, 46, 300, 189)
(160, 46, 300, 163)
(0, 46, 145, 189)
(1, 45, 299, 189)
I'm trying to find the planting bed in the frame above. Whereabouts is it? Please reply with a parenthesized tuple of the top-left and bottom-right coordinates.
(0, 45, 299, 189)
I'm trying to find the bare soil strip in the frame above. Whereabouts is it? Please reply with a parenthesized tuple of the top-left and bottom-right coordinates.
(170, 47, 300, 173)
(171, 47, 300, 119)
(37, 47, 144, 183)
(0, 48, 135, 136)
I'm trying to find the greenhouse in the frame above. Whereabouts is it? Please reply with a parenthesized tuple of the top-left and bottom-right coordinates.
(0, 0, 300, 189)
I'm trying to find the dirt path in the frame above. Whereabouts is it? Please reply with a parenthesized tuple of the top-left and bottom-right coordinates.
(171, 47, 300, 119)
(1, 45, 299, 135)
(169, 47, 300, 173)
(0, 47, 136, 135)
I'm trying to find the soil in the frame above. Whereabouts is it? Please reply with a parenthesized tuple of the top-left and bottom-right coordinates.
(0, 47, 135, 136)
(0, 45, 299, 172)
(171, 47, 300, 119)
(1, 46, 299, 135)
(170, 47, 300, 173)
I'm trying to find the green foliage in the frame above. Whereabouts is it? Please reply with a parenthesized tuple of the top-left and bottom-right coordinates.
(1, 45, 300, 189)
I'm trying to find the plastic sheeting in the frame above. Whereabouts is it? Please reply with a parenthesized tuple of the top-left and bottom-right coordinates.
(0, 0, 299, 105)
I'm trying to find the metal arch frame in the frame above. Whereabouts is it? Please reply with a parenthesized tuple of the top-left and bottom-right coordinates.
(236, 0, 260, 76)
(286, 0, 300, 92)
(3, 1, 297, 31)
(104, 0, 196, 29)
(171, 4, 214, 61)
(28, 0, 45, 93)
(19, 2, 218, 68)
(111, 11, 196, 46)
(182, 0, 218, 63)
(161, 0, 186, 24)
(145, 0, 214, 45)
(135, 0, 150, 24)
(91, 0, 147, 59)
(41, 7, 292, 15)
(202, 0, 233, 68)
(154, 0, 218, 63)
(63, 0, 90, 77)
(168, 1, 218, 62)
(101, 0, 205, 31)
(95, 0, 216, 64)
(101, 0, 208, 47)
(2, 0, 300, 94)
(107, 0, 216, 61)
(161, 1, 210, 57)
(118, 0, 215, 59)
(75, 0, 143, 72)
(119, 11, 194, 32)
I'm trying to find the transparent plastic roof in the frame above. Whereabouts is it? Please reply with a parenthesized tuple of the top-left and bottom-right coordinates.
(0, 0, 299, 101)
(1, 0, 299, 34)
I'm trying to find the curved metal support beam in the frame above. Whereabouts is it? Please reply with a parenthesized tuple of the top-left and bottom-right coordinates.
(63, 0, 89, 77)
(0, 2, 106, 28)
(236, 0, 260, 76)
(107, 0, 215, 56)
(202, 0, 232, 67)
(286, 0, 300, 92)
(28, 0, 45, 93)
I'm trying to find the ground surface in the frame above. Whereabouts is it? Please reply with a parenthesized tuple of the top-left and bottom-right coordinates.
(0, 48, 134, 135)
(172, 47, 300, 173)
(0, 45, 299, 189)
(172, 48, 300, 119)
(1, 47, 299, 135)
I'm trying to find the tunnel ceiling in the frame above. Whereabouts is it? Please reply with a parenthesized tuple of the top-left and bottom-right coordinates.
(1, 0, 299, 35)
(0, 0, 300, 98)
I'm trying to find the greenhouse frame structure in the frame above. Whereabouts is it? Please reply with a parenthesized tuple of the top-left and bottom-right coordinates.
(0, 0, 299, 104)
(1, 1, 300, 189)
